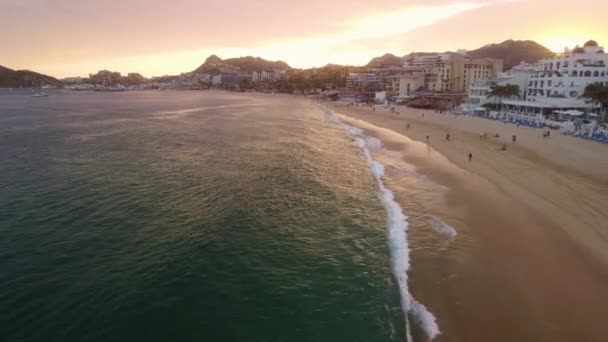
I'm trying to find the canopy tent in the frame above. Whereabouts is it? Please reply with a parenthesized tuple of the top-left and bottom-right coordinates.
(553, 109, 584, 116)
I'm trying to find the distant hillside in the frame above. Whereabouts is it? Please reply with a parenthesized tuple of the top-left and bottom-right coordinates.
(467, 40, 554, 69)
(366, 53, 403, 68)
(0, 65, 63, 88)
(193, 55, 291, 74)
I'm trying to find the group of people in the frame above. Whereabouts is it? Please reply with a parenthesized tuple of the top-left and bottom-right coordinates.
(480, 131, 502, 140)
(542, 130, 552, 139)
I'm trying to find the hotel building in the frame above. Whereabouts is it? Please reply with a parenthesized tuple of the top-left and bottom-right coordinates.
(410, 52, 503, 93)
(499, 40, 608, 122)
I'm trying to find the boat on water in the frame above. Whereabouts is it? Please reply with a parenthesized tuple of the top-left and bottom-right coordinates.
(95, 85, 128, 92)
(31, 92, 49, 97)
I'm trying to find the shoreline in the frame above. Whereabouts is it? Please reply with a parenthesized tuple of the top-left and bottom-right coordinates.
(329, 101, 608, 264)
(320, 101, 608, 341)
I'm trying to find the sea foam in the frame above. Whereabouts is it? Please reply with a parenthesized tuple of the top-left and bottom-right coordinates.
(430, 217, 457, 239)
(324, 108, 440, 340)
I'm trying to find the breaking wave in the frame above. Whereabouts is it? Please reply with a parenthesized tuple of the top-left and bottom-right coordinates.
(323, 107, 440, 340)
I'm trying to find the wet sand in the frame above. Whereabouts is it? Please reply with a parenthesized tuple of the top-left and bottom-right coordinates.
(329, 103, 608, 342)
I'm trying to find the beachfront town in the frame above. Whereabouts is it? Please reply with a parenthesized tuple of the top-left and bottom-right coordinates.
(53, 40, 608, 142)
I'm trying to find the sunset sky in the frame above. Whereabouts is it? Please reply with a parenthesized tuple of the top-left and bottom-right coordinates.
(1, 0, 606, 78)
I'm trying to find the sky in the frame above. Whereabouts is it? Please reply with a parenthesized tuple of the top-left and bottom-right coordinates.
(1, 0, 606, 78)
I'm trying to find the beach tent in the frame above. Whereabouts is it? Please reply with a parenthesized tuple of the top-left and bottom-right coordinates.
(473, 107, 487, 117)
(564, 110, 584, 116)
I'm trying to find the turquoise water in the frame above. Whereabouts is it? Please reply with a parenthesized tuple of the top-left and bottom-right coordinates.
(0, 91, 409, 341)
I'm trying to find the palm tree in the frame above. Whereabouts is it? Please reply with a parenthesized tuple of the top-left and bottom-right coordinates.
(580, 83, 608, 123)
(487, 84, 521, 114)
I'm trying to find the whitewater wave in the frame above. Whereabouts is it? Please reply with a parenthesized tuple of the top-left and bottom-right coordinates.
(430, 217, 457, 239)
(324, 107, 440, 340)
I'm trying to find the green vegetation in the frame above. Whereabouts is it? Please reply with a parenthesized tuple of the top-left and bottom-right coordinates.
(580, 83, 608, 122)
(0, 65, 63, 88)
(487, 84, 521, 111)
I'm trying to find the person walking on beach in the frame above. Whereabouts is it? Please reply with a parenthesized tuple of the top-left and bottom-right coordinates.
(426, 135, 430, 143)
(468, 152, 472, 162)
(446, 133, 451, 141)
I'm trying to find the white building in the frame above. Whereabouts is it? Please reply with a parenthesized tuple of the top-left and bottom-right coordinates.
(464, 63, 536, 112)
(211, 75, 222, 85)
(374, 91, 387, 104)
(525, 40, 607, 103)
(501, 40, 608, 123)
(252, 70, 287, 83)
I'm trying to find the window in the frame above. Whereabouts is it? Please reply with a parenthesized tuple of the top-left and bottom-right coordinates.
(593, 71, 599, 77)
(573, 70, 578, 76)
(540, 81, 544, 87)
(585, 71, 592, 77)
(549, 62, 554, 70)
(556, 62, 561, 69)
(548, 80, 552, 87)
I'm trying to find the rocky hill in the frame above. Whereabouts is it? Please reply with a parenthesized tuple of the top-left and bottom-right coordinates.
(193, 55, 291, 74)
(368, 40, 554, 70)
(366, 53, 403, 68)
(467, 40, 554, 69)
(0, 65, 63, 88)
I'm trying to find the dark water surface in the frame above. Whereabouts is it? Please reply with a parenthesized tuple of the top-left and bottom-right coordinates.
(0, 91, 407, 342)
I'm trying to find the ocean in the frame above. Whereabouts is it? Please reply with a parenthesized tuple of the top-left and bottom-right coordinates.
(0, 90, 452, 342)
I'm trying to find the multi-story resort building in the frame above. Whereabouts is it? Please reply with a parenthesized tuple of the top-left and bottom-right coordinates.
(409, 52, 503, 93)
(464, 62, 536, 113)
(391, 68, 426, 98)
(346, 73, 379, 90)
(497, 40, 607, 122)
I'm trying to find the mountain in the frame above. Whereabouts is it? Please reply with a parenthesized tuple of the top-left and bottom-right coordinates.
(193, 55, 291, 74)
(0, 65, 63, 88)
(367, 40, 554, 70)
(467, 40, 554, 69)
(366, 53, 403, 68)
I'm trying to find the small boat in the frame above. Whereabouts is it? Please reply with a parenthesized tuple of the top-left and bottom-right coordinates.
(95, 85, 128, 92)
(32, 92, 49, 97)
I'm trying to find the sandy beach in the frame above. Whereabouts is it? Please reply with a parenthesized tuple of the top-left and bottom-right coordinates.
(327, 101, 608, 342)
